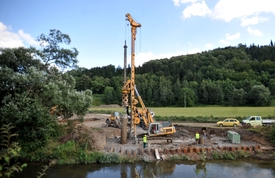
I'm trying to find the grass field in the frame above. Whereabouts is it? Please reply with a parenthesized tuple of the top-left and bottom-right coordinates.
(89, 106, 275, 118)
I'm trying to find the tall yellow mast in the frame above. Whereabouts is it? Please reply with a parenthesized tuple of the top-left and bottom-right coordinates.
(122, 13, 141, 139)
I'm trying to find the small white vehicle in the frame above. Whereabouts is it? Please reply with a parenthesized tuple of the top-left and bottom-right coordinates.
(241, 116, 275, 127)
(241, 116, 262, 126)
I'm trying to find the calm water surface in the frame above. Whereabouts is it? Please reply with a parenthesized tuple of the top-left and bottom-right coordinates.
(14, 158, 275, 178)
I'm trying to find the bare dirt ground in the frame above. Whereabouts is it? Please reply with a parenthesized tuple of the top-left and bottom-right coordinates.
(65, 114, 274, 160)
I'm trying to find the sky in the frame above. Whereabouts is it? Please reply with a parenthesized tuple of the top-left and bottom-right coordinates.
(0, 0, 275, 69)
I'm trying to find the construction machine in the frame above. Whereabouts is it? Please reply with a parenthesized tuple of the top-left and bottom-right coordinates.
(126, 86, 176, 137)
(122, 13, 176, 139)
(105, 111, 122, 128)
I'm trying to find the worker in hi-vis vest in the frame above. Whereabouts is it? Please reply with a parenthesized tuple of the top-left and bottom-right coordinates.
(195, 131, 200, 144)
(143, 135, 147, 148)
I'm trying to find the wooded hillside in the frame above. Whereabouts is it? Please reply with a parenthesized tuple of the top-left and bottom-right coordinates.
(68, 42, 275, 107)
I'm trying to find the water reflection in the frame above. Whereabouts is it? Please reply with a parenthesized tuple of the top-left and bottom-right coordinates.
(14, 159, 275, 178)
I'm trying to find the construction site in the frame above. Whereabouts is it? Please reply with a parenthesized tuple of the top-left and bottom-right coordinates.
(60, 112, 274, 162)
(60, 13, 274, 161)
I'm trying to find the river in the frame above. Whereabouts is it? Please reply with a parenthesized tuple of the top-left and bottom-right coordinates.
(14, 158, 275, 178)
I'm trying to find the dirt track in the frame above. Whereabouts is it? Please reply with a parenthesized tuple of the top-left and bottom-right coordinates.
(81, 113, 221, 128)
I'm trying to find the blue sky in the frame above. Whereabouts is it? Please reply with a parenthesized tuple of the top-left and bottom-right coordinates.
(1, 0, 275, 69)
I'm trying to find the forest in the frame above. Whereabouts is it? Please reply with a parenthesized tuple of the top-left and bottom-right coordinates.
(68, 41, 275, 107)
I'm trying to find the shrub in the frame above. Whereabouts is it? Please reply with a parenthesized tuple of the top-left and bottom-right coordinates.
(77, 151, 94, 164)
(222, 151, 236, 160)
(237, 150, 249, 158)
(212, 151, 222, 159)
(98, 153, 121, 164)
(268, 123, 275, 145)
(0, 124, 27, 178)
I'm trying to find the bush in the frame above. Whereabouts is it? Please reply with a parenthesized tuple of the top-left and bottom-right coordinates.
(98, 153, 121, 164)
(0, 124, 27, 177)
(268, 123, 275, 145)
(76, 151, 98, 164)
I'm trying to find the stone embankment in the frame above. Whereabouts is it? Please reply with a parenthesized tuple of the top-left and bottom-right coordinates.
(104, 144, 262, 161)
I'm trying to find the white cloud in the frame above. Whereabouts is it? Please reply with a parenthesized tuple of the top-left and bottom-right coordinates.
(0, 22, 38, 48)
(172, 0, 199, 6)
(18, 30, 39, 46)
(247, 27, 263, 36)
(205, 43, 212, 49)
(188, 42, 193, 47)
(210, 0, 275, 22)
(219, 32, 240, 46)
(182, 1, 212, 18)
(219, 39, 230, 45)
(240, 16, 268, 26)
(0, 22, 24, 48)
(225, 32, 240, 40)
(176, 0, 274, 27)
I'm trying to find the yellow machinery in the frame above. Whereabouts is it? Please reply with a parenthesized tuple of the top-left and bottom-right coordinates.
(122, 13, 176, 138)
(105, 111, 121, 128)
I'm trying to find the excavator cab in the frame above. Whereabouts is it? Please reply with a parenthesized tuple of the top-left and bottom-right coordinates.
(148, 122, 176, 137)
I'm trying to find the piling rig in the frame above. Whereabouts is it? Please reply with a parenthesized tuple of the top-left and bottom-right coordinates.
(122, 13, 176, 140)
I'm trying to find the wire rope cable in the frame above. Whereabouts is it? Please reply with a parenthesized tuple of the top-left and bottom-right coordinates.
(139, 27, 142, 53)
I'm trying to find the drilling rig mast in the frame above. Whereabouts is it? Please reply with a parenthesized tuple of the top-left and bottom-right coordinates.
(122, 13, 141, 139)
(122, 13, 176, 140)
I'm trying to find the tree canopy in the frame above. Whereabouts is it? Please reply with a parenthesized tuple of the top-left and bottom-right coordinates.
(68, 42, 275, 107)
(0, 30, 92, 152)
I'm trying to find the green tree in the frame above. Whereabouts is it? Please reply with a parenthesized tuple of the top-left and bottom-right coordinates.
(0, 47, 43, 73)
(103, 86, 114, 104)
(221, 79, 235, 105)
(198, 80, 209, 104)
(37, 29, 78, 70)
(207, 82, 224, 105)
(173, 78, 182, 105)
(78, 74, 92, 91)
(0, 48, 43, 108)
(91, 76, 108, 94)
(268, 79, 275, 97)
(246, 85, 271, 106)
(232, 88, 246, 106)
(0, 30, 93, 152)
(158, 76, 174, 106)
(179, 88, 196, 107)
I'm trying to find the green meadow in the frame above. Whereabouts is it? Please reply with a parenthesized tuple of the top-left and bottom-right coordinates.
(90, 106, 275, 118)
